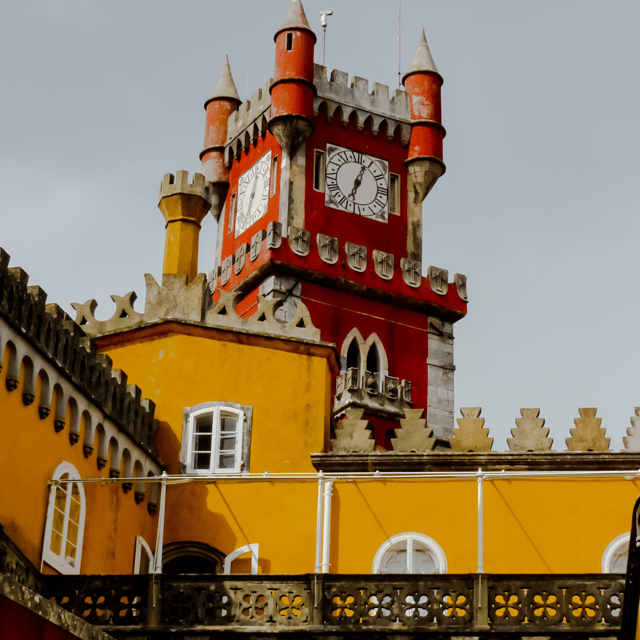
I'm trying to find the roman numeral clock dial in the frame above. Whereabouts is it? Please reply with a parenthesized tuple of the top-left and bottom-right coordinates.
(324, 144, 389, 222)
(235, 151, 272, 237)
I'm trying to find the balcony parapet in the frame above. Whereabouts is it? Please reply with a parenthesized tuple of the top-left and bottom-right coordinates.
(41, 572, 624, 637)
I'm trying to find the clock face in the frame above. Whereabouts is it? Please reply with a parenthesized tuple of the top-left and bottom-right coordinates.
(235, 151, 272, 237)
(325, 144, 389, 222)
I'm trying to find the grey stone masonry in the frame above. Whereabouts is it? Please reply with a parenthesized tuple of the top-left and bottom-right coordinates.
(314, 65, 412, 143)
(226, 78, 272, 145)
(427, 317, 455, 439)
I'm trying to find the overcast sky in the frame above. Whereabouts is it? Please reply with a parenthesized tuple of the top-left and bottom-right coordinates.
(2, 0, 639, 449)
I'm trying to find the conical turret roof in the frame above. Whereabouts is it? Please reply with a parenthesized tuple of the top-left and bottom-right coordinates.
(402, 30, 441, 84)
(206, 56, 241, 106)
(274, 0, 316, 42)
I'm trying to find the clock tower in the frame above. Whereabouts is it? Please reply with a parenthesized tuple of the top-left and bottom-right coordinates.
(202, 0, 467, 449)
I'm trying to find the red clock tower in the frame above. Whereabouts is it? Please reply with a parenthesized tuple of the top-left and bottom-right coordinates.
(201, 0, 467, 449)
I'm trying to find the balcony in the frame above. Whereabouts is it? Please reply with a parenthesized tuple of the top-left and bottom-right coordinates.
(43, 573, 625, 638)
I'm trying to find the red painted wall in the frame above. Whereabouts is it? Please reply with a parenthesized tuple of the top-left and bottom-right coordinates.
(0, 597, 80, 640)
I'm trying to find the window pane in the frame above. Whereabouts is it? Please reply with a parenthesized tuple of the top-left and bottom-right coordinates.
(381, 549, 408, 574)
(220, 435, 237, 451)
(218, 453, 236, 469)
(195, 414, 213, 433)
(50, 530, 63, 556)
(220, 413, 238, 432)
(194, 452, 211, 470)
(413, 548, 437, 574)
(195, 433, 212, 451)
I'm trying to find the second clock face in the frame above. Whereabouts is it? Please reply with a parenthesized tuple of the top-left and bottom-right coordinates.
(325, 144, 389, 222)
(235, 151, 272, 237)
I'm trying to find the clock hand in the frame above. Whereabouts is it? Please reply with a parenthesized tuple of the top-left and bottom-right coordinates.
(349, 166, 366, 199)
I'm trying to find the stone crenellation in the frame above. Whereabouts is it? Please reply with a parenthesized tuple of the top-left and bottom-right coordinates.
(328, 406, 640, 454)
(226, 78, 273, 149)
(0, 248, 158, 457)
(314, 65, 412, 143)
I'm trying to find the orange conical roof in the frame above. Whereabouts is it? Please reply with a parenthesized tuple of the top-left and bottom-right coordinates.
(402, 30, 441, 84)
(274, 0, 316, 42)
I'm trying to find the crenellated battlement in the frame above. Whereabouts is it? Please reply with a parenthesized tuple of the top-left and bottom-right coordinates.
(0, 248, 159, 458)
(226, 78, 273, 145)
(158, 170, 213, 205)
(314, 64, 412, 142)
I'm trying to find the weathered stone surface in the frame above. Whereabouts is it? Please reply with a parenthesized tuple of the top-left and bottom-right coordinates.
(332, 408, 375, 453)
(373, 250, 394, 280)
(451, 407, 493, 452)
(427, 318, 454, 439)
(392, 408, 435, 453)
(566, 408, 610, 451)
(507, 408, 553, 452)
(624, 407, 640, 451)
(72, 292, 143, 336)
(144, 273, 207, 324)
(288, 226, 311, 256)
(454, 273, 468, 301)
(401, 257, 421, 287)
(345, 242, 367, 272)
(428, 265, 449, 295)
(318, 234, 338, 264)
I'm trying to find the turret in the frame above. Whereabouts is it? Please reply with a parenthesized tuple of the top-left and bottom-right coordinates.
(268, 0, 316, 155)
(158, 171, 213, 282)
(200, 57, 241, 221)
(402, 30, 447, 262)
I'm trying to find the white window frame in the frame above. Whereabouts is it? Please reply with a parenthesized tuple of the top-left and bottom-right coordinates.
(42, 461, 86, 575)
(134, 535, 155, 574)
(372, 532, 447, 574)
(602, 533, 630, 573)
(180, 402, 252, 475)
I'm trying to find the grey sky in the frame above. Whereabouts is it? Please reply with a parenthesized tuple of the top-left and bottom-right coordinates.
(2, 0, 639, 448)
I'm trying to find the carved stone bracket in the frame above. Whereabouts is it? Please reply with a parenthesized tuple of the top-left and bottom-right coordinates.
(373, 250, 394, 280)
(267, 221, 282, 249)
(345, 243, 367, 272)
(288, 226, 310, 256)
(318, 234, 339, 264)
(235, 243, 249, 275)
(428, 265, 449, 295)
(401, 258, 421, 287)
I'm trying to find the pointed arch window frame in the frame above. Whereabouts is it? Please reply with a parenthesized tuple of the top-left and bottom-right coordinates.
(340, 328, 390, 393)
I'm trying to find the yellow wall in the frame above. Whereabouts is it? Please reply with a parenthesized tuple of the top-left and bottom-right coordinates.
(95, 324, 640, 576)
(0, 349, 158, 575)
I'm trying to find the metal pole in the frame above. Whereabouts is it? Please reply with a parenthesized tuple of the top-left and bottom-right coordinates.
(398, 0, 402, 87)
(153, 471, 168, 574)
(321, 479, 334, 573)
(315, 471, 324, 572)
(477, 468, 484, 573)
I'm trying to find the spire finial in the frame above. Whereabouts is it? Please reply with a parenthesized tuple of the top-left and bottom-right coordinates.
(403, 29, 440, 84)
(274, 0, 317, 42)
(207, 56, 240, 104)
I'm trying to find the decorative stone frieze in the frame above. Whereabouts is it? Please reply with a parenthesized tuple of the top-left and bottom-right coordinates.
(72, 293, 143, 335)
(345, 242, 367, 272)
(507, 408, 553, 452)
(624, 408, 640, 451)
(451, 407, 493, 452)
(288, 226, 311, 256)
(373, 250, 394, 280)
(234, 243, 249, 274)
(331, 407, 375, 453)
(454, 273, 468, 301)
(566, 408, 611, 452)
(250, 230, 265, 261)
(401, 257, 421, 287)
(428, 265, 449, 295)
(267, 221, 282, 249)
(317, 234, 338, 264)
(392, 408, 435, 453)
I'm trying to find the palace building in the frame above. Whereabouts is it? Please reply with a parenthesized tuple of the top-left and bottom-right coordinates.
(1, 1, 640, 638)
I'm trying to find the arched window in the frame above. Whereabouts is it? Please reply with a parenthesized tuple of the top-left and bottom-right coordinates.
(162, 541, 224, 574)
(43, 462, 86, 575)
(346, 338, 361, 371)
(602, 533, 629, 573)
(134, 536, 154, 574)
(372, 532, 447, 574)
